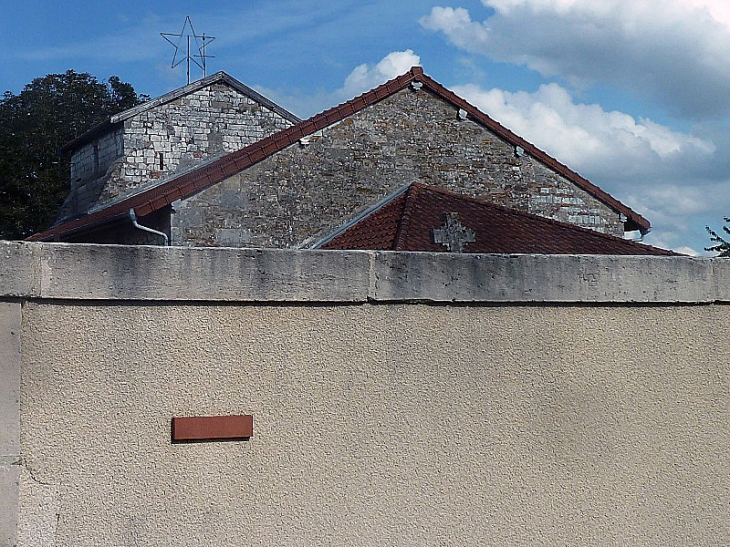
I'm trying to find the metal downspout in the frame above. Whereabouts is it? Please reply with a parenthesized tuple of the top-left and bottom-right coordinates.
(129, 208, 169, 246)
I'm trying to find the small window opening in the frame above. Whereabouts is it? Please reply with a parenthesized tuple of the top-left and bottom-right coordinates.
(93, 144, 100, 174)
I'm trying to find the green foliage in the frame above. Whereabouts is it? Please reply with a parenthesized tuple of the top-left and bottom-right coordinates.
(705, 218, 730, 257)
(0, 70, 147, 239)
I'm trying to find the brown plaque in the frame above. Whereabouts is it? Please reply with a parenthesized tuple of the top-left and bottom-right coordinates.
(172, 415, 253, 442)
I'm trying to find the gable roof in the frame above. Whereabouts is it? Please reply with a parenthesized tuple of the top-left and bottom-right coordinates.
(58, 71, 301, 155)
(31, 67, 650, 242)
(318, 183, 675, 255)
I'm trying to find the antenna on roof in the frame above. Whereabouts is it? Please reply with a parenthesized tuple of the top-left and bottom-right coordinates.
(161, 16, 216, 85)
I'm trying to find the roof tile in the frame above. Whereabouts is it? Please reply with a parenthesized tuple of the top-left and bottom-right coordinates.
(321, 183, 675, 256)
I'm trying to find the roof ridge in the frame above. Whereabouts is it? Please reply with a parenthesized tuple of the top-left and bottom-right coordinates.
(59, 71, 300, 155)
(392, 183, 421, 250)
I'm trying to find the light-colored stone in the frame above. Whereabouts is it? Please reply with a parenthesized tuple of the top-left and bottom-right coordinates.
(3, 241, 730, 303)
(0, 301, 21, 546)
(58, 77, 297, 222)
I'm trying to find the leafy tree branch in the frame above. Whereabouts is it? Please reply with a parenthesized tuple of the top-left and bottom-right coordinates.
(0, 70, 147, 239)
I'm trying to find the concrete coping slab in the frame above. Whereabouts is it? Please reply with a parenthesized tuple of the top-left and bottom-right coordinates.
(1, 241, 729, 304)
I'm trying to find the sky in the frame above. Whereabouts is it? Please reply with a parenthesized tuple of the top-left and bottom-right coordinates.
(2, 0, 730, 255)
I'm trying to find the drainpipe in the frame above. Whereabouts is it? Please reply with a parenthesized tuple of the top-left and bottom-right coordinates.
(128, 208, 169, 246)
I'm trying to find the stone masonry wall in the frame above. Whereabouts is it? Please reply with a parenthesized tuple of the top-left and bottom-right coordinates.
(58, 83, 294, 222)
(173, 87, 623, 248)
(58, 127, 125, 221)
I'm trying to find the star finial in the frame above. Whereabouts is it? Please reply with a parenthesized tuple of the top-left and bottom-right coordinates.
(161, 16, 216, 84)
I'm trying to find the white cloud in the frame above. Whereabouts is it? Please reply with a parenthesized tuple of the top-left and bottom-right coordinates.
(685, 0, 730, 27)
(255, 50, 422, 118)
(453, 82, 715, 179)
(453, 79, 730, 254)
(341, 50, 422, 98)
(421, 0, 730, 118)
(674, 246, 702, 256)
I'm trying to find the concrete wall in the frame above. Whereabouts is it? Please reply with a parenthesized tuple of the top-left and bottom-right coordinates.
(0, 301, 21, 547)
(173, 87, 624, 248)
(1, 241, 729, 546)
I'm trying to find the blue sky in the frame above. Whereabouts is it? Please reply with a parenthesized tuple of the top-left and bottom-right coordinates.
(2, 0, 730, 255)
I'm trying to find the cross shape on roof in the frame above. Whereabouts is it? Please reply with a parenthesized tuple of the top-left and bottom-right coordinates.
(432, 212, 476, 253)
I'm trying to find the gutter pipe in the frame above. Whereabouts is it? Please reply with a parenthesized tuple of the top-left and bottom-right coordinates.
(128, 208, 169, 246)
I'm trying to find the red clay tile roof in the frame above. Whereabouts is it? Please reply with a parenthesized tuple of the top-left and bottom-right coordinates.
(320, 183, 676, 256)
(30, 67, 650, 242)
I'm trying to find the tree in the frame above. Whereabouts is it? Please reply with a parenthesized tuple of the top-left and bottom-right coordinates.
(0, 70, 147, 240)
(706, 219, 730, 257)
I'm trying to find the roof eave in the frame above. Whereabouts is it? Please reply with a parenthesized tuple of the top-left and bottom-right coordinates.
(28, 210, 131, 242)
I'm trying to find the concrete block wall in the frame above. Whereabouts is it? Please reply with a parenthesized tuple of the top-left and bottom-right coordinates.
(2, 241, 729, 546)
(174, 88, 624, 248)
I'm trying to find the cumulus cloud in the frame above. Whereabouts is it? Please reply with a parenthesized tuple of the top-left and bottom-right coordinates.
(454, 82, 715, 179)
(421, 0, 730, 118)
(260, 50, 422, 118)
(341, 50, 422, 98)
(454, 80, 730, 254)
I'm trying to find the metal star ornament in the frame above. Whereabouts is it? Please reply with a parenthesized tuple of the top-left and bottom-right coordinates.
(161, 16, 215, 84)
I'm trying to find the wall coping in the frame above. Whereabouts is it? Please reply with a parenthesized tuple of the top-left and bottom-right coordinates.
(2, 241, 728, 303)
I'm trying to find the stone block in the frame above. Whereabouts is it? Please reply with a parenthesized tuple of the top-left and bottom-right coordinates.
(0, 464, 19, 547)
(0, 300, 21, 546)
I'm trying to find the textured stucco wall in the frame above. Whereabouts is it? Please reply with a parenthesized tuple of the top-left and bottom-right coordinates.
(16, 302, 730, 546)
(2, 242, 730, 546)
(173, 87, 623, 248)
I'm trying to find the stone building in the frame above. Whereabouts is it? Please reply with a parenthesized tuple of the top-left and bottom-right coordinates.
(32, 67, 654, 251)
(55, 71, 300, 223)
